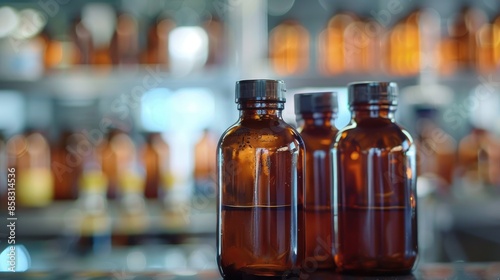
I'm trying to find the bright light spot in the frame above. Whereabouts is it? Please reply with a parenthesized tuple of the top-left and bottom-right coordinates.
(0, 91, 25, 135)
(82, 3, 116, 47)
(169, 26, 208, 75)
(0, 7, 19, 38)
(188, 245, 217, 270)
(0, 245, 31, 272)
(141, 88, 172, 132)
(126, 250, 147, 272)
(11, 9, 46, 39)
(164, 248, 187, 270)
(165, 88, 215, 132)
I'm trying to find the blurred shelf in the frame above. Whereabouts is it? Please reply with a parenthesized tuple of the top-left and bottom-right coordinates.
(0, 65, 236, 99)
(281, 73, 419, 90)
(15, 199, 216, 238)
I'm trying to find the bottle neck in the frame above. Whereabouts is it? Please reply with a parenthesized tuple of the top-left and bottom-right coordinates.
(351, 104, 397, 122)
(299, 112, 336, 128)
(238, 100, 284, 119)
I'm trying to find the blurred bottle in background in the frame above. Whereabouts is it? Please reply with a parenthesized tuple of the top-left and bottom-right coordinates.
(318, 13, 356, 75)
(439, 6, 487, 74)
(76, 153, 111, 255)
(7, 131, 53, 207)
(51, 130, 84, 200)
(345, 18, 384, 74)
(203, 16, 225, 68)
(386, 10, 422, 76)
(110, 12, 139, 65)
(269, 19, 309, 75)
(115, 158, 148, 246)
(97, 127, 124, 199)
(142, 15, 175, 65)
(193, 129, 217, 198)
(71, 16, 93, 65)
(414, 106, 457, 192)
(81, 3, 116, 66)
(141, 132, 170, 199)
(458, 127, 493, 188)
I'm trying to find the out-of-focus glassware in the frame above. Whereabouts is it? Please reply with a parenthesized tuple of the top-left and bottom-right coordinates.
(142, 16, 176, 65)
(203, 16, 225, 68)
(141, 132, 170, 199)
(269, 20, 309, 75)
(414, 106, 457, 191)
(344, 19, 384, 74)
(193, 129, 217, 197)
(318, 13, 356, 75)
(439, 6, 487, 74)
(386, 11, 422, 76)
(76, 153, 111, 255)
(52, 130, 84, 200)
(110, 13, 139, 65)
(7, 131, 54, 207)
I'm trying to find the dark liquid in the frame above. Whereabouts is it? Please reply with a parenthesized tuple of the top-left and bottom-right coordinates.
(333, 113, 418, 275)
(299, 118, 337, 270)
(303, 206, 334, 269)
(335, 206, 417, 274)
(220, 204, 294, 277)
(217, 102, 305, 278)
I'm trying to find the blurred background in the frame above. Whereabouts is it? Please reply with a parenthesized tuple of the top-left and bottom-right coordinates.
(0, 0, 499, 274)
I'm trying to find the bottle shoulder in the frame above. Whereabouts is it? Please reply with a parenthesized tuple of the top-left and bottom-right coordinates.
(218, 119, 304, 149)
(299, 126, 338, 151)
(335, 121, 414, 151)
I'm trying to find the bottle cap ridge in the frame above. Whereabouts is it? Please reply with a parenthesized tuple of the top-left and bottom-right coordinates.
(235, 79, 286, 102)
(348, 81, 398, 105)
(294, 92, 338, 114)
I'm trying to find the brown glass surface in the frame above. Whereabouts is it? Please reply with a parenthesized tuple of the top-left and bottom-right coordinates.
(297, 113, 338, 270)
(333, 105, 417, 275)
(217, 101, 305, 278)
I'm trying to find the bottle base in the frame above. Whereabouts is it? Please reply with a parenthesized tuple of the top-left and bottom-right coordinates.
(221, 264, 299, 279)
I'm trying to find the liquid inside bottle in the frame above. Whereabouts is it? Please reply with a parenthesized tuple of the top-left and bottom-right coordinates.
(295, 92, 338, 270)
(217, 79, 305, 279)
(332, 82, 417, 275)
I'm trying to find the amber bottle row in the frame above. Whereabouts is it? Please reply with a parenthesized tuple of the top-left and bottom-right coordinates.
(269, 7, 500, 76)
(0, 128, 217, 208)
(0, 3, 225, 75)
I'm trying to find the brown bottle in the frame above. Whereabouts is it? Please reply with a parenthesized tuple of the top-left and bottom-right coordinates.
(318, 13, 356, 75)
(110, 13, 139, 65)
(7, 131, 54, 207)
(142, 132, 170, 199)
(76, 152, 111, 255)
(51, 130, 83, 200)
(217, 80, 305, 278)
(194, 129, 217, 197)
(71, 16, 93, 65)
(332, 82, 417, 275)
(97, 128, 128, 199)
(269, 20, 310, 75)
(142, 16, 176, 65)
(386, 11, 421, 76)
(295, 92, 338, 270)
(414, 106, 457, 189)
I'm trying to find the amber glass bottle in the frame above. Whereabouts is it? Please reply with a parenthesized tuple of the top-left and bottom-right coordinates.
(295, 92, 338, 270)
(332, 82, 417, 275)
(142, 132, 170, 199)
(194, 129, 217, 197)
(217, 80, 305, 278)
